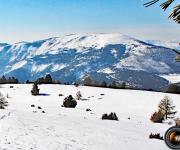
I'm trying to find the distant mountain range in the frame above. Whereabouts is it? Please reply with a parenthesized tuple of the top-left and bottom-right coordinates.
(0, 33, 179, 90)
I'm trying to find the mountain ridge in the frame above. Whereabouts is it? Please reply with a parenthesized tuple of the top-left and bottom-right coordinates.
(0, 33, 179, 90)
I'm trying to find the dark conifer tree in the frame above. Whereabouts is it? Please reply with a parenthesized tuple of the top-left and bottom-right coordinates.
(120, 82, 126, 89)
(31, 82, 39, 96)
(101, 81, 107, 88)
(84, 76, 92, 86)
(45, 74, 52, 84)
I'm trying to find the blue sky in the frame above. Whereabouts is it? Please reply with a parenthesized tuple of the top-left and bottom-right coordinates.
(0, 0, 179, 43)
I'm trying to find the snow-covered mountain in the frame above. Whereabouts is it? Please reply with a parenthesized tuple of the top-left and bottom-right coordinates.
(0, 33, 179, 90)
(145, 40, 180, 50)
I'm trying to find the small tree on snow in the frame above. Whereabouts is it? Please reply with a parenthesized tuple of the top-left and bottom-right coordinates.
(158, 96, 177, 120)
(0, 92, 8, 109)
(76, 91, 82, 100)
(62, 95, 77, 108)
(31, 82, 39, 96)
(150, 110, 164, 123)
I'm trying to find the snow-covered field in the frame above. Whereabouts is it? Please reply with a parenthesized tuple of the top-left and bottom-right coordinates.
(0, 84, 179, 150)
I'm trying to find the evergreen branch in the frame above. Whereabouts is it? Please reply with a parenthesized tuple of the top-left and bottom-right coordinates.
(160, 0, 174, 10)
(144, 0, 160, 7)
(169, 5, 180, 23)
(144, 0, 179, 23)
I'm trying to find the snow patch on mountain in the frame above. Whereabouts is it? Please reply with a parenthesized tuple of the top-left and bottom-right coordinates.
(146, 40, 180, 50)
(32, 64, 51, 73)
(160, 74, 180, 83)
(116, 57, 172, 73)
(10, 60, 27, 71)
(51, 64, 66, 72)
(98, 68, 115, 74)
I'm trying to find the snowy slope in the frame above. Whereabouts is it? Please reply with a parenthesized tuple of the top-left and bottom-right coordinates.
(0, 84, 179, 150)
(0, 33, 179, 90)
(160, 74, 180, 83)
(146, 40, 180, 50)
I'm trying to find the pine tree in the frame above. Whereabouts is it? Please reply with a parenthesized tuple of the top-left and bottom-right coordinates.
(45, 74, 52, 84)
(120, 82, 126, 89)
(36, 77, 45, 84)
(11, 77, 18, 83)
(101, 81, 107, 88)
(84, 76, 92, 86)
(0, 75, 7, 84)
(158, 96, 177, 120)
(109, 81, 116, 88)
(31, 82, 39, 96)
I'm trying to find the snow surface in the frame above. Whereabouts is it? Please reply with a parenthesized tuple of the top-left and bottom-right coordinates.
(0, 84, 179, 150)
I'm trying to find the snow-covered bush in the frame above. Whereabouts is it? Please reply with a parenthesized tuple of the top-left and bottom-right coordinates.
(76, 91, 82, 100)
(62, 95, 77, 108)
(102, 112, 118, 121)
(149, 133, 163, 140)
(150, 110, 164, 123)
(0, 92, 8, 109)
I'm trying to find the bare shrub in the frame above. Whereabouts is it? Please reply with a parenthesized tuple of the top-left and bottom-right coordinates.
(102, 112, 118, 121)
(76, 91, 82, 100)
(175, 118, 180, 127)
(149, 133, 163, 140)
(150, 110, 164, 123)
(158, 96, 177, 120)
(150, 96, 177, 123)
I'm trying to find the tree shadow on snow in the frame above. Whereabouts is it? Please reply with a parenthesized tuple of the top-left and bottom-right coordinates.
(80, 98, 89, 101)
(38, 93, 50, 96)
